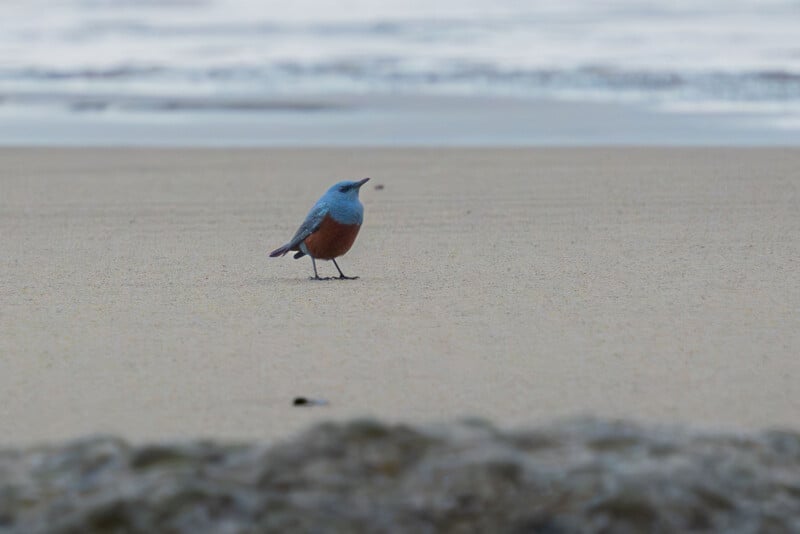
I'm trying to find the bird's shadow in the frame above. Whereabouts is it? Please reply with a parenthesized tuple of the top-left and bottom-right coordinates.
(248, 276, 373, 287)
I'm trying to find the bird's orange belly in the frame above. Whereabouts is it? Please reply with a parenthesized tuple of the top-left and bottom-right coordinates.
(303, 215, 361, 260)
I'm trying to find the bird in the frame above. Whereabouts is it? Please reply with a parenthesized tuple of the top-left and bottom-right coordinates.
(269, 177, 370, 280)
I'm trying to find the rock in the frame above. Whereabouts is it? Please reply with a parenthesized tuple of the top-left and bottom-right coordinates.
(1, 418, 799, 533)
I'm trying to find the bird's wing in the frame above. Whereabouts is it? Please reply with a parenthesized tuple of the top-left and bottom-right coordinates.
(284, 202, 328, 250)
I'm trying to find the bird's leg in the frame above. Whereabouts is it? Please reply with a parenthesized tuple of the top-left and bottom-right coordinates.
(332, 258, 358, 280)
(309, 257, 330, 280)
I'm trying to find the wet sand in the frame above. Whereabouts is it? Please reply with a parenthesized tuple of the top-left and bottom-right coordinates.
(1, 147, 799, 444)
(3, 93, 796, 147)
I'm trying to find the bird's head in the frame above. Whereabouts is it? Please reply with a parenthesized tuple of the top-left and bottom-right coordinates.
(327, 177, 370, 199)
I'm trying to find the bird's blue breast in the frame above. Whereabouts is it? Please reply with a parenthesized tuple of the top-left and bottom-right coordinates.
(317, 193, 364, 226)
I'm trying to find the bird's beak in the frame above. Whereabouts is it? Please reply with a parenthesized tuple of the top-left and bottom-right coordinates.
(355, 177, 370, 188)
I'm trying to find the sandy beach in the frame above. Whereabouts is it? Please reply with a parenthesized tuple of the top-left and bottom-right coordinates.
(1, 147, 799, 445)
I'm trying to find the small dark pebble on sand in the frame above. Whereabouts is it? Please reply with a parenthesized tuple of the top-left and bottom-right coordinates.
(374, 184, 384, 190)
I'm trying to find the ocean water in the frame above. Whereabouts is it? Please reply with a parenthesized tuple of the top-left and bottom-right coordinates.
(1, 0, 800, 143)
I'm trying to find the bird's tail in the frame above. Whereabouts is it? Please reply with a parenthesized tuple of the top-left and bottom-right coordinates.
(269, 244, 291, 257)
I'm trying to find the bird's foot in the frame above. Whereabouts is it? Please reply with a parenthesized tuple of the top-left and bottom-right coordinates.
(336, 275, 359, 280)
(309, 275, 332, 281)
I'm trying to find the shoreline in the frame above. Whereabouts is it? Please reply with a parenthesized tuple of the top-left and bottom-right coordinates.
(1, 93, 798, 147)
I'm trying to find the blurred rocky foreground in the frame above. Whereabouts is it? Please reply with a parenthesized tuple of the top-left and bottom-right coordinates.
(1, 418, 799, 533)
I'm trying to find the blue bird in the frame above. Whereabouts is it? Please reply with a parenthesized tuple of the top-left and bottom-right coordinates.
(269, 178, 370, 280)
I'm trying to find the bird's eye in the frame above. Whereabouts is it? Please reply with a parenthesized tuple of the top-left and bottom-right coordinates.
(339, 186, 349, 192)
